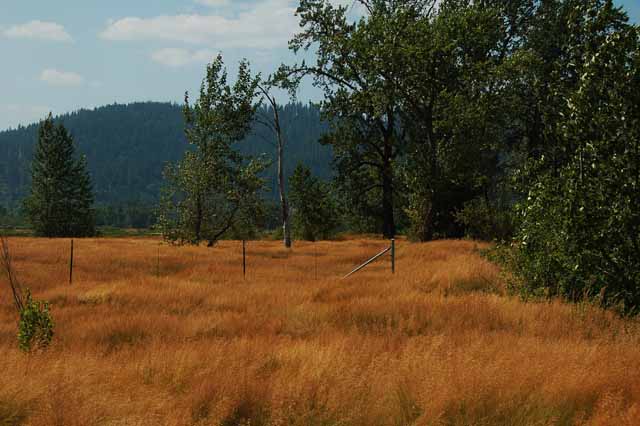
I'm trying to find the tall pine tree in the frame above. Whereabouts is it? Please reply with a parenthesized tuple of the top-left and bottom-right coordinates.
(24, 114, 95, 237)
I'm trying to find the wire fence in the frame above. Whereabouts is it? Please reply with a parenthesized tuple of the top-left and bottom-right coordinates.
(2, 236, 399, 286)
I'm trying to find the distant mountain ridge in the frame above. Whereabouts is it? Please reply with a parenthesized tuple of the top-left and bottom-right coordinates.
(0, 102, 332, 207)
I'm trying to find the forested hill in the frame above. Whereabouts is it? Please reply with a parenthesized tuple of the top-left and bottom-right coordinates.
(0, 102, 331, 207)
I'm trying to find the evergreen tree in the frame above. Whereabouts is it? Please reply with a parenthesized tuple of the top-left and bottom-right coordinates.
(24, 114, 95, 237)
(0, 102, 331, 216)
(289, 164, 337, 241)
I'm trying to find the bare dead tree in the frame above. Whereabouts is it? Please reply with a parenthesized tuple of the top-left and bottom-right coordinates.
(257, 82, 292, 248)
(0, 235, 24, 313)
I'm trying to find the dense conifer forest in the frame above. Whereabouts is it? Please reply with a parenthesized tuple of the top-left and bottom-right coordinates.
(0, 102, 331, 226)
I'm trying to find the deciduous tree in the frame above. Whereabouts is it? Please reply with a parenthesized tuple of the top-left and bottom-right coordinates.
(158, 55, 268, 246)
(510, 2, 640, 313)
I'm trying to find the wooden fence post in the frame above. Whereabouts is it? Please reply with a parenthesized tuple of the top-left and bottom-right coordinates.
(242, 240, 246, 279)
(69, 239, 74, 285)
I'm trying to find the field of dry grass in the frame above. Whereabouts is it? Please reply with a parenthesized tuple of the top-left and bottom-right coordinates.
(0, 237, 639, 426)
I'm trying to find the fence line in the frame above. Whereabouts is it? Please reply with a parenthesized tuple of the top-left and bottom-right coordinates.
(343, 239, 395, 279)
(10, 237, 398, 284)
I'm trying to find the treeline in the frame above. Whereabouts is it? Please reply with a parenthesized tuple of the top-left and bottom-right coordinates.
(274, 0, 637, 313)
(0, 101, 331, 226)
(176, 0, 637, 314)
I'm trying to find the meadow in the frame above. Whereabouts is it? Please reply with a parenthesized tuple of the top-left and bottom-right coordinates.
(0, 237, 639, 426)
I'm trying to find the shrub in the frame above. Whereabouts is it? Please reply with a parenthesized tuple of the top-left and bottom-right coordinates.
(289, 164, 338, 241)
(507, 20, 640, 314)
(455, 197, 514, 242)
(18, 290, 55, 352)
(1, 236, 55, 352)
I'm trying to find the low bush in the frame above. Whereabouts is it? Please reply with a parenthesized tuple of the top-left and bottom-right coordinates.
(455, 197, 515, 242)
(18, 290, 54, 352)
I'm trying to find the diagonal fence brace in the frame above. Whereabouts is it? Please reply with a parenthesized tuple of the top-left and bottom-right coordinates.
(342, 246, 391, 279)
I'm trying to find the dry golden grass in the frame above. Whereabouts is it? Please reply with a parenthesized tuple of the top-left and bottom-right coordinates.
(0, 237, 639, 426)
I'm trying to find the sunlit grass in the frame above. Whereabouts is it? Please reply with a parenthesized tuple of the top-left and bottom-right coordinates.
(0, 237, 638, 425)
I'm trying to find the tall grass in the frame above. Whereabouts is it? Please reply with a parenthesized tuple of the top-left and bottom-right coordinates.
(0, 237, 638, 425)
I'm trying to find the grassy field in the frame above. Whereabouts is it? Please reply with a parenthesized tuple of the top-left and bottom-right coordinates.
(0, 237, 639, 426)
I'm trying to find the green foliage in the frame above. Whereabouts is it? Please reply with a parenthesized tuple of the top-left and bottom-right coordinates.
(23, 115, 95, 237)
(157, 55, 269, 246)
(398, 1, 506, 241)
(284, 0, 510, 240)
(283, 0, 422, 238)
(0, 204, 27, 229)
(0, 102, 331, 228)
(455, 197, 515, 242)
(95, 201, 156, 229)
(290, 0, 639, 313)
(18, 289, 54, 352)
(0, 235, 55, 352)
(507, 1, 640, 314)
(289, 164, 337, 241)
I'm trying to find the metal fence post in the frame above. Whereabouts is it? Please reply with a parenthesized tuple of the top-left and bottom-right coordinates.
(69, 239, 74, 285)
(391, 238, 395, 274)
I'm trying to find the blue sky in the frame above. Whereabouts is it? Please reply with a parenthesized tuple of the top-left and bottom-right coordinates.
(0, 0, 638, 130)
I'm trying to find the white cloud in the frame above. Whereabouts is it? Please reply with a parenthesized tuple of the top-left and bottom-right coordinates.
(3, 20, 72, 42)
(40, 69, 85, 87)
(151, 48, 216, 67)
(99, 0, 298, 49)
